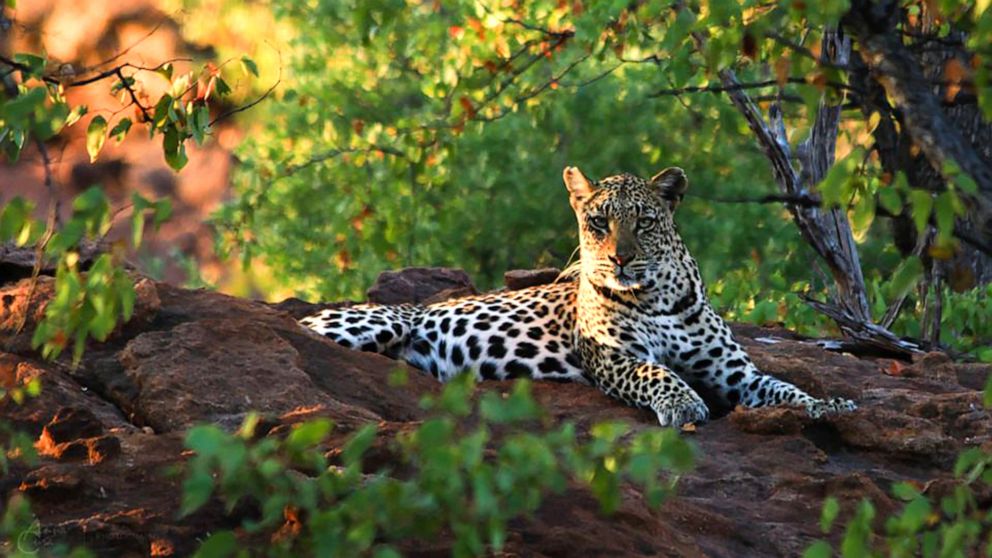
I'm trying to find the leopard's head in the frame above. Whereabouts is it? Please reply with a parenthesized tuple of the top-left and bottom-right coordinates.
(563, 166, 688, 292)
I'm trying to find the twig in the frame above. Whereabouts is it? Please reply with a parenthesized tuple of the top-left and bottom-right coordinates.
(34, 138, 60, 227)
(114, 67, 152, 124)
(686, 192, 822, 207)
(0, 55, 192, 88)
(766, 32, 850, 70)
(14, 176, 58, 337)
(210, 78, 279, 126)
(473, 52, 591, 123)
(880, 226, 930, 329)
(66, 59, 192, 88)
(281, 145, 408, 177)
(93, 17, 170, 69)
(501, 17, 574, 38)
(649, 77, 861, 97)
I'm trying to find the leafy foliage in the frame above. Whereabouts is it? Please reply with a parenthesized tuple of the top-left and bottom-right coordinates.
(199, 0, 992, 357)
(181, 375, 695, 557)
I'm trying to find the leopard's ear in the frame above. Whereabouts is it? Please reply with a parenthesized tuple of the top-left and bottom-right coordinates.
(563, 166, 595, 208)
(650, 167, 688, 209)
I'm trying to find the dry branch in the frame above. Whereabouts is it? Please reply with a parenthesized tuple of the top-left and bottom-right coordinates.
(717, 28, 918, 356)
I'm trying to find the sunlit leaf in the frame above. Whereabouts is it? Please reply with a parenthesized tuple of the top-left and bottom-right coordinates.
(240, 56, 259, 77)
(86, 115, 108, 163)
(110, 118, 132, 143)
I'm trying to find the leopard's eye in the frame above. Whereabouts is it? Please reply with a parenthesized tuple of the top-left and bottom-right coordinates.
(589, 215, 609, 230)
(637, 216, 657, 230)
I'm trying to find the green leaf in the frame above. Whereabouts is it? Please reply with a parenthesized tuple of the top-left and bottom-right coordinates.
(65, 104, 89, 127)
(0, 197, 35, 245)
(153, 95, 174, 128)
(891, 481, 920, 501)
(373, 546, 402, 558)
(180, 468, 215, 516)
(13, 53, 46, 78)
(214, 77, 232, 97)
(820, 496, 840, 532)
(110, 76, 136, 95)
(878, 187, 902, 215)
(240, 56, 259, 77)
(186, 425, 228, 457)
(2, 128, 26, 162)
(192, 104, 211, 144)
(908, 189, 933, 232)
(934, 191, 959, 243)
(803, 540, 833, 558)
(153, 199, 173, 227)
(163, 127, 189, 171)
(287, 418, 333, 451)
(341, 424, 377, 465)
(110, 118, 132, 143)
(2, 87, 46, 124)
(86, 116, 108, 163)
(849, 194, 875, 240)
(156, 63, 174, 82)
(887, 256, 924, 302)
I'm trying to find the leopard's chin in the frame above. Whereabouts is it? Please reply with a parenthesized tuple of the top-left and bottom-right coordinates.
(603, 274, 644, 291)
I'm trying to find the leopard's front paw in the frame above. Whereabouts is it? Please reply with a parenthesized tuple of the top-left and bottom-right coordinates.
(805, 397, 857, 419)
(653, 390, 710, 427)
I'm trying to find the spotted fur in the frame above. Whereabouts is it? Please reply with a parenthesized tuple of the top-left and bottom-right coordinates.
(300, 166, 856, 426)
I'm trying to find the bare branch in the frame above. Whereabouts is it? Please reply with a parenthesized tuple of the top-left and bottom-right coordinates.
(649, 76, 861, 98)
(281, 144, 409, 177)
(210, 78, 280, 126)
(686, 192, 823, 207)
(113, 67, 153, 124)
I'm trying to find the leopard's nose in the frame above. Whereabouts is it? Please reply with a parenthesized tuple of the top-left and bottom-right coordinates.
(610, 253, 631, 267)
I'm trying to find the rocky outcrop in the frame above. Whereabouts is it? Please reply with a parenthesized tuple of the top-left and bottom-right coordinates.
(1, 269, 990, 557)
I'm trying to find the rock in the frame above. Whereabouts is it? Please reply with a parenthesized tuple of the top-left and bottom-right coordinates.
(833, 409, 958, 463)
(0, 277, 54, 354)
(903, 351, 960, 383)
(1, 271, 990, 557)
(118, 318, 381, 432)
(729, 406, 808, 435)
(504, 267, 563, 290)
(366, 267, 477, 304)
(0, 275, 160, 356)
(267, 297, 353, 321)
(38, 407, 104, 444)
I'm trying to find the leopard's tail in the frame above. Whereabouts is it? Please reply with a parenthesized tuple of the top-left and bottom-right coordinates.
(300, 303, 420, 358)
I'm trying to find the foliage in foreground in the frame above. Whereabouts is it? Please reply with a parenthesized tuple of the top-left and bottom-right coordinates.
(805, 379, 992, 558)
(180, 375, 695, 557)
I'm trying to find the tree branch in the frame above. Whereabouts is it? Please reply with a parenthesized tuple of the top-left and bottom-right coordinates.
(844, 0, 992, 218)
(210, 78, 280, 126)
(649, 76, 861, 98)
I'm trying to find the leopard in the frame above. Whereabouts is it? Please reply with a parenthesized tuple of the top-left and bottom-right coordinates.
(299, 166, 856, 426)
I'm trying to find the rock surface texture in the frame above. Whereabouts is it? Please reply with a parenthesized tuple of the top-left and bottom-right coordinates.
(1, 268, 990, 557)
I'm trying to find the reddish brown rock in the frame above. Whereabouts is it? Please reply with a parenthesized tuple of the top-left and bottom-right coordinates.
(0, 275, 160, 356)
(39, 407, 105, 444)
(0, 272, 990, 557)
(728, 406, 808, 435)
(118, 318, 381, 432)
(504, 267, 563, 290)
(366, 267, 477, 304)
